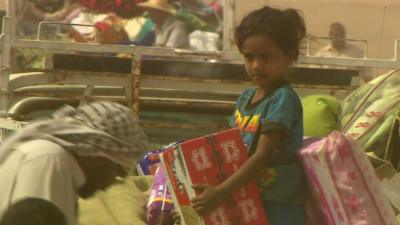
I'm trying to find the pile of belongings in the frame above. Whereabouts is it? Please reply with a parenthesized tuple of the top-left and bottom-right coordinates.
(301, 70, 400, 224)
(301, 69, 400, 170)
(70, 0, 222, 49)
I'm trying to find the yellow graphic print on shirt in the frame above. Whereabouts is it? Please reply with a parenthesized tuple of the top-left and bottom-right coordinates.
(234, 110, 260, 133)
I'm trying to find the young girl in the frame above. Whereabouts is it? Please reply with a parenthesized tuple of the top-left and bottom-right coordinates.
(191, 6, 306, 225)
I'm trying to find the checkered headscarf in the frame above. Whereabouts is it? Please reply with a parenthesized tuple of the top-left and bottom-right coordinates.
(0, 101, 149, 172)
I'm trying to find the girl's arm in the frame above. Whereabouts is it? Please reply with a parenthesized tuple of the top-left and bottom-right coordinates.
(191, 130, 284, 214)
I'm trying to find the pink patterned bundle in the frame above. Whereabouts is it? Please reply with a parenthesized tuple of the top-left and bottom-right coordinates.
(300, 132, 397, 225)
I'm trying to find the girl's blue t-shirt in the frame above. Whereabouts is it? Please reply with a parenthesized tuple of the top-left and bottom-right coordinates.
(230, 84, 305, 203)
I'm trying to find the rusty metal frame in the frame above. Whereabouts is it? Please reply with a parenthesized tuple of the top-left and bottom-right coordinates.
(131, 55, 141, 115)
(9, 70, 131, 90)
(7, 69, 356, 101)
(140, 121, 229, 130)
(2, 0, 400, 135)
(6, 96, 234, 121)
(10, 34, 400, 69)
(36, 21, 95, 41)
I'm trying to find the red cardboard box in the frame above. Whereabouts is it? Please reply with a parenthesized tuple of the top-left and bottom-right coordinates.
(160, 128, 268, 225)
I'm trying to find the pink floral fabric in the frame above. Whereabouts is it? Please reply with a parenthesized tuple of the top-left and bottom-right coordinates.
(300, 132, 397, 225)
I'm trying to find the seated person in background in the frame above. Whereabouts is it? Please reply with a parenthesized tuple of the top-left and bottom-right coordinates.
(315, 22, 364, 58)
(0, 101, 149, 225)
(0, 198, 66, 225)
(137, 0, 190, 48)
(315, 22, 373, 83)
(19, 0, 83, 39)
(16, 0, 55, 36)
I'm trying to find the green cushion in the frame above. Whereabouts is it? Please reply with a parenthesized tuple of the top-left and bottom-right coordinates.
(302, 94, 341, 137)
(79, 176, 153, 225)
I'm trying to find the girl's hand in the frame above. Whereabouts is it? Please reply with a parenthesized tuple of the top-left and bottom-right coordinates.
(191, 184, 226, 215)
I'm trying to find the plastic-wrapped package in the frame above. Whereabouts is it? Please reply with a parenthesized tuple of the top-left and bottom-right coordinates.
(147, 166, 174, 225)
(137, 149, 163, 176)
(300, 132, 397, 225)
(137, 142, 180, 176)
(189, 30, 219, 51)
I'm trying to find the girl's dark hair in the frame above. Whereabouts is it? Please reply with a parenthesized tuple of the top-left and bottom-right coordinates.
(235, 6, 306, 60)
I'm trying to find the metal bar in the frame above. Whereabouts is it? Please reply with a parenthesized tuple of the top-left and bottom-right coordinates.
(4, 95, 234, 108)
(2, 95, 231, 108)
(12, 39, 229, 60)
(9, 70, 357, 92)
(131, 55, 142, 116)
(8, 70, 131, 90)
(7, 97, 81, 120)
(141, 97, 234, 105)
(80, 85, 94, 105)
(123, 86, 130, 105)
(0, 112, 228, 130)
(297, 56, 400, 69)
(141, 74, 358, 91)
(173, 49, 222, 57)
(5, 0, 16, 42)
(36, 21, 95, 41)
(396, 39, 400, 64)
(140, 97, 235, 113)
(10, 16, 400, 68)
(0, 118, 26, 130)
(11, 92, 121, 99)
(141, 74, 251, 84)
(292, 83, 357, 91)
(309, 36, 368, 58)
(14, 86, 353, 98)
(140, 121, 229, 130)
(0, 17, 14, 117)
(7, 96, 234, 118)
(12, 91, 238, 104)
(312, 36, 367, 43)
(13, 39, 138, 54)
(6, 0, 16, 17)
(298, 39, 400, 68)
(223, 0, 234, 51)
(140, 87, 239, 98)
(12, 38, 400, 69)
(1, 0, 18, 116)
(10, 94, 127, 101)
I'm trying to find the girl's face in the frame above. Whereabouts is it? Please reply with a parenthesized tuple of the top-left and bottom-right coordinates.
(241, 34, 294, 89)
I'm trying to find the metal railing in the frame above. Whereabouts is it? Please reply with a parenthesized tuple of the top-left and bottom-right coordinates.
(306, 36, 369, 58)
(2, 0, 400, 138)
